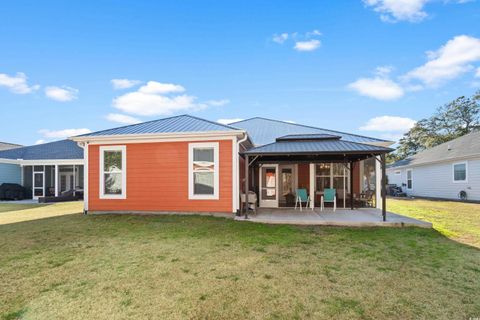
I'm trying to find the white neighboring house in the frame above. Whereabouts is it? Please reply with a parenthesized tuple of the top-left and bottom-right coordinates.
(387, 130, 480, 201)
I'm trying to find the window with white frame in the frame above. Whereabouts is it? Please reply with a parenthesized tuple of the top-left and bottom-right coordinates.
(100, 146, 126, 199)
(189, 142, 219, 199)
(395, 170, 401, 175)
(453, 162, 467, 182)
(406, 169, 412, 190)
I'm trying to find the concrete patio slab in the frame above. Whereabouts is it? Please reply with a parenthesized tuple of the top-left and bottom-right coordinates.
(0, 199, 39, 204)
(235, 208, 432, 228)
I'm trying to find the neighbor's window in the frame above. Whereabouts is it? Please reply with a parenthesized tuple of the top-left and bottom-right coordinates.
(100, 146, 126, 199)
(395, 170, 401, 175)
(189, 142, 219, 199)
(406, 169, 413, 190)
(453, 162, 467, 182)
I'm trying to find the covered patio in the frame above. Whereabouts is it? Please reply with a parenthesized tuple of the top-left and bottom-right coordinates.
(241, 133, 395, 222)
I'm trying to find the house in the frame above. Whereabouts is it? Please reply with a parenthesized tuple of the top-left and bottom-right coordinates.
(0, 141, 23, 185)
(71, 115, 394, 217)
(387, 130, 480, 201)
(0, 140, 84, 198)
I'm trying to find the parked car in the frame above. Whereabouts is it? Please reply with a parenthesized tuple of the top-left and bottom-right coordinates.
(0, 183, 30, 200)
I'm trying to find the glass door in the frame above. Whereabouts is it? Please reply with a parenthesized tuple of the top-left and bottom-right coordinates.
(259, 164, 278, 207)
(33, 171, 44, 199)
(279, 165, 295, 207)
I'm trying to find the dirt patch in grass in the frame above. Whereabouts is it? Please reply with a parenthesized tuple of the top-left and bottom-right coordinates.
(0, 213, 479, 319)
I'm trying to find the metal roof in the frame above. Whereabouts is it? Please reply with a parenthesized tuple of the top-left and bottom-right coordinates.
(243, 139, 393, 155)
(80, 114, 242, 137)
(0, 142, 22, 151)
(276, 133, 341, 141)
(388, 130, 480, 168)
(231, 117, 390, 146)
(0, 140, 83, 160)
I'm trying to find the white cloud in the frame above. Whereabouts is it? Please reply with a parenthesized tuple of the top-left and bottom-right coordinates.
(217, 118, 243, 125)
(45, 86, 78, 102)
(294, 39, 321, 52)
(35, 139, 46, 145)
(306, 29, 322, 37)
(360, 116, 416, 132)
(206, 99, 230, 107)
(272, 33, 289, 44)
(106, 113, 141, 125)
(363, 0, 429, 22)
(0, 72, 39, 94)
(375, 65, 394, 76)
(476, 67, 480, 78)
(404, 35, 480, 86)
(348, 76, 404, 100)
(282, 120, 296, 124)
(138, 81, 185, 94)
(111, 79, 141, 90)
(39, 128, 91, 139)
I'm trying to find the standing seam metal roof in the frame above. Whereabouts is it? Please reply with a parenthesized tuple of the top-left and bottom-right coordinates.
(231, 117, 390, 146)
(80, 114, 242, 137)
(0, 140, 83, 160)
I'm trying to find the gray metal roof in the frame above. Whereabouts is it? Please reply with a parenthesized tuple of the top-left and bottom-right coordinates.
(80, 114, 242, 137)
(0, 140, 83, 160)
(243, 139, 393, 155)
(389, 130, 480, 168)
(0, 142, 22, 151)
(276, 133, 341, 141)
(231, 117, 390, 146)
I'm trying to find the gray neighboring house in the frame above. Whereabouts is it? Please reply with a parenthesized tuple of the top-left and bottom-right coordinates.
(0, 140, 84, 199)
(387, 130, 480, 201)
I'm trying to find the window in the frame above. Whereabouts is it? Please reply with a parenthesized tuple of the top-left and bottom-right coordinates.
(100, 146, 126, 199)
(406, 169, 412, 190)
(395, 170, 401, 175)
(189, 142, 219, 199)
(453, 162, 467, 182)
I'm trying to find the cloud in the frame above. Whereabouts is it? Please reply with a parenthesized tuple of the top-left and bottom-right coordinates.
(106, 113, 141, 125)
(111, 79, 142, 90)
(306, 29, 322, 37)
(476, 67, 480, 78)
(206, 99, 230, 107)
(0, 72, 39, 94)
(363, 0, 429, 22)
(360, 116, 416, 132)
(294, 39, 321, 52)
(35, 139, 46, 145)
(272, 33, 289, 44)
(217, 118, 243, 125)
(404, 35, 480, 86)
(39, 128, 91, 139)
(138, 81, 185, 94)
(348, 76, 404, 100)
(45, 86, 79, 102)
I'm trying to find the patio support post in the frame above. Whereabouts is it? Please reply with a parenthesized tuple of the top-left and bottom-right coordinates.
(350, 161, 354, 210)
(381, 154, 387, 221)
(54, 164, 59, 197)
(244, 155, 249, 219)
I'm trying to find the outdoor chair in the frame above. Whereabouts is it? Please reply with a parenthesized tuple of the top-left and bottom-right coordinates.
(295, 188, 312, 211)
(321, 188, 336, 211)
(240, 191, 257, 214)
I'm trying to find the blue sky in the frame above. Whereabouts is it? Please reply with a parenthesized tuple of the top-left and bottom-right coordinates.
(1, 0, 479, 145)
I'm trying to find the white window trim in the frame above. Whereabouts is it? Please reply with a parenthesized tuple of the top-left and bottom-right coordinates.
(99, 145, 127, 199)
(452, 161, 468, 183)
(188, 142, 219, 200)
(406, 169, 413, 190)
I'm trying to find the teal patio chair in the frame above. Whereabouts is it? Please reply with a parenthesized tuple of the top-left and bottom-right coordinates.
(295, 188, 312, 211)
(321, 188, 336, 211)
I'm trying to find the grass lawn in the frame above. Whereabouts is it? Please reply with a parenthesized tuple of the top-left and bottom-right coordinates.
(388, 198, 480, 248)
(0, 202, 479, 319)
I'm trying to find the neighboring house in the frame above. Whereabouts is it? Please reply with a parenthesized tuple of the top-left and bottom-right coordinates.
(71, 115, 393, 215)
(0, 141, 23, 185)
(387, 130, 480, 201)
(0, 140, 84, 198)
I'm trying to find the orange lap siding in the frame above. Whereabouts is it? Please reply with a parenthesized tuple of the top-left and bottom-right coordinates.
(88, 140, 233, 213)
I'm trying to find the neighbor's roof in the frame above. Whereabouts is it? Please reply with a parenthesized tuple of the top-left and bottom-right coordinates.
(231, 117, 390, 146)
(0, 140, 83, 160)
(79, 114, 242, 137)
(0, 142, 22, 151)
(389, 130, 480, 168)
(243, 138, 393, 155)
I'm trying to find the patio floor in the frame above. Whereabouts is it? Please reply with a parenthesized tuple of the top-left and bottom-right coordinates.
(235, 207, 432, 228)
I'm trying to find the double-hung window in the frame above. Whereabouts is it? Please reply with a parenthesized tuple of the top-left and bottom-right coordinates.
(453, 162, 467, 183)
(189, 142, 219, 200)
(406, 169, 413, 190)
(100, 146, 126, 199)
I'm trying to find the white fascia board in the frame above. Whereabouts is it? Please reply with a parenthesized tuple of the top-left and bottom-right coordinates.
(19, 159, 85, 166)
(0, 158, 20, 164)
(389, 154, 480, 170)
(70, 131, 246, 145)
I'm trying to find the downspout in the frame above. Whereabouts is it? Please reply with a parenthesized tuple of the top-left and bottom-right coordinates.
(236, 132, 249, 215)
(76, 141, 89, 215)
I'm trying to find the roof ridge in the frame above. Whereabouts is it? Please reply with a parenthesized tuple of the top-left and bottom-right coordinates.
(183, 114, 243, 131)
(230, 117, 390, 142)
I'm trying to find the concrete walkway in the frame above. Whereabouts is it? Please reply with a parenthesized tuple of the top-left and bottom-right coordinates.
(0, 199, 39, 204)
(235, 207, 432, 228)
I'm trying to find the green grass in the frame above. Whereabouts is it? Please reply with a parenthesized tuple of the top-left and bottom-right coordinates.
(0, 202, 479, 319)
(388, 198, 480, 248)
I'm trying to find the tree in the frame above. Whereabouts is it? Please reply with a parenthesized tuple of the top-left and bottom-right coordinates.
(391, 90, 480, 161)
